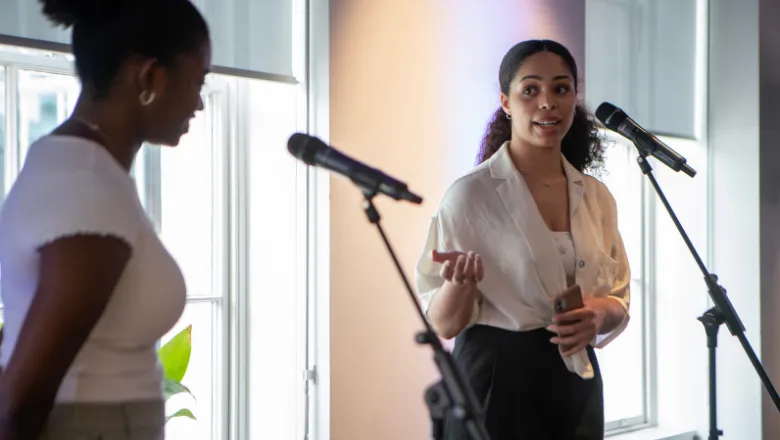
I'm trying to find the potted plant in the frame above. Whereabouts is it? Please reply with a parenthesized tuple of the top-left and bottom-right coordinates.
(158, 325, 197, 423)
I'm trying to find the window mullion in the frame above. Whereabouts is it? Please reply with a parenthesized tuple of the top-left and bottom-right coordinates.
(225, 77, 247, 440)
(643, 147, 658, 427)
(182, 295, 224, 304)
(5, 64, 19, 194)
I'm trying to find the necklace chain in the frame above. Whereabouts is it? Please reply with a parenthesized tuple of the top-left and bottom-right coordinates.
(518, 168, 567, 188)
(70, 116, 115, 152)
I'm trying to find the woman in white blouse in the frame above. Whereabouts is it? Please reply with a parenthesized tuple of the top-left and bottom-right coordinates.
(415, 40, 631, 439)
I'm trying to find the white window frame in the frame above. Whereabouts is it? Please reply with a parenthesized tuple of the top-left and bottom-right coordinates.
(600, 129, 656, 435)
(154, 78, 232, 439)
(302, 0, 332, 438)
(0, 45, 75, 197)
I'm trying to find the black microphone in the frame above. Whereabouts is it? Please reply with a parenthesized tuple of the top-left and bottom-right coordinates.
(287, 133, 423, 204)
(595, 102, 696, 178)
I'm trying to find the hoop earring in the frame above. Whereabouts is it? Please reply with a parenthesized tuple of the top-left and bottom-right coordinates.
(505, 113, 512, 120)
(139, 90, 156, 106)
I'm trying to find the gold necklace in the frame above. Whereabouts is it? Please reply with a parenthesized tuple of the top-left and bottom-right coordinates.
(70, 116, 115, 152)
(519, 168, 567, 188)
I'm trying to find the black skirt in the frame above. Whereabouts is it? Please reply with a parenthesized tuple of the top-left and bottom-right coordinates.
(444, 325, 604, 440)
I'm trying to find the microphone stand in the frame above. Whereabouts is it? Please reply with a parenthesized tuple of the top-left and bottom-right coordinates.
(358, 187, 492, 440)
(633, 150, 780, 440)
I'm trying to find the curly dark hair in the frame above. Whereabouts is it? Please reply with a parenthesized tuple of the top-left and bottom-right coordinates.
(477, 39, 605, 174)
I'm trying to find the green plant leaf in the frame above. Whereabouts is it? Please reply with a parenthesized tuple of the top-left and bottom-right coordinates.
(159, 325, 191, 382)
(166, 408, 196, 422)
(163, 377, 194, 401)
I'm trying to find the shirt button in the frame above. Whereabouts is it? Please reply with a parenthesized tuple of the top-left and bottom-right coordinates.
(578, 260, 585, 268)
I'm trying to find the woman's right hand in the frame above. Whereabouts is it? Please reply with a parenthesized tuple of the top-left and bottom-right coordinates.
(432, 250, 484, 287)
(427, 250, 485, 339)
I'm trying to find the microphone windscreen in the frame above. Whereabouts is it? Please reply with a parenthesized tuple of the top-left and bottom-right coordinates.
(287, 133, 322, 166)
(595, 102, 627, 130)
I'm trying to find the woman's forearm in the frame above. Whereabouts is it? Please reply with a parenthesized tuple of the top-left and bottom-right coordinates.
(0, 337, 75, 440)
(0, 386, 54, 440)
(426, 281, 480, 339)
(594, 297, 628, 335)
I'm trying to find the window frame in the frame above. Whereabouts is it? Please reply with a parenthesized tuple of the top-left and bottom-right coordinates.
(156, 77, 232, 439)
(0, 45, 74, 197)
(599, 129, 656, 435)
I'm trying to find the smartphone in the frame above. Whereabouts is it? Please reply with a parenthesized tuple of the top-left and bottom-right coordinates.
(554, 284, 584, 314)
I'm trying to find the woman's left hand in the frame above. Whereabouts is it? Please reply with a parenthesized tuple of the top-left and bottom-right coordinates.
(547, 297, 611, 356)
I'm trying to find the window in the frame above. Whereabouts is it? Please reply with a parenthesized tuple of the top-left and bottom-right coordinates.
(156, 77, 229, 440)
(0, 43, 309, 440)
(586, 1, 709, 436)
(598, 131, 650, 432)
(243, 74, 307, 440)
(0, 65, 5, 198)
(1, 57, 80, 201)
(17, 69, 79, 168)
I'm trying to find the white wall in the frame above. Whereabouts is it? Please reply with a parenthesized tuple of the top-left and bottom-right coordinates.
(708, 0, 763, 439)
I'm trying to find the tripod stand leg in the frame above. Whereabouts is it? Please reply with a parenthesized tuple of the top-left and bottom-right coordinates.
(699, 308, 725, 440)
(708, 335, 719, 440)
(425, 381, 449, 440)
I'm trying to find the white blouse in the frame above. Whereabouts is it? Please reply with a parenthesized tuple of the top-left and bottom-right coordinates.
(414, 142, 631, 379)
(552, 231, 576, 286)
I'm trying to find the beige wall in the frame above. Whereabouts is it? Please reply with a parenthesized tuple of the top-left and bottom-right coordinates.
(328, 1, 585, 438)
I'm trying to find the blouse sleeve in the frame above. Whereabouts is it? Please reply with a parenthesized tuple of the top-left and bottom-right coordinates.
(593, 187, 631, 349)
(21, 172, 142, 251)
(414, 214, 480, 326)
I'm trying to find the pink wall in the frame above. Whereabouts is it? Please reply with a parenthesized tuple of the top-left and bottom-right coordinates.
(329, 2, 585, 438)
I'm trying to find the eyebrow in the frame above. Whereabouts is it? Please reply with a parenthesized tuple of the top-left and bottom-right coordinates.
(520, 74, 572, 81)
